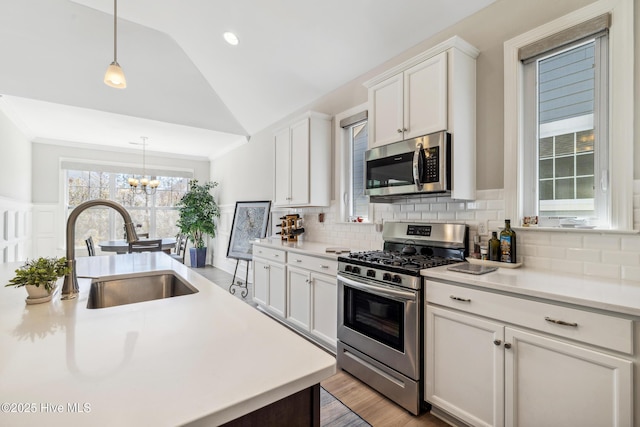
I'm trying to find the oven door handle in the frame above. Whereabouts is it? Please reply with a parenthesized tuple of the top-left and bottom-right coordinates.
(338, 274, 417, 302)
(412, 142, 423, 191)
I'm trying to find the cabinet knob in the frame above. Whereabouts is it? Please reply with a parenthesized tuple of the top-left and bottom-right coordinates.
(263, 265, 269, 270)
(397, 129, 403, 133)
(504, 343, 512, 349)
(493, 339, 502, 346)
(403, 127, 408, 132)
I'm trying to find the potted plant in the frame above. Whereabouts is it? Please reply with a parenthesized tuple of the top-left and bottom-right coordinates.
(5, 256, 70, 302)
(176, 180, 220, 267)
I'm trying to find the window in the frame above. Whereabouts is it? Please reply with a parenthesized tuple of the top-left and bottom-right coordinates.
(337, 106, 370, 222)
(522, 37, 608, 224)
(66, 169, 189, 248)
(504, 0, 634, 230)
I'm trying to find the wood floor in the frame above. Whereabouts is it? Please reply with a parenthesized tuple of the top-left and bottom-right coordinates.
(321, 370, 449, 427)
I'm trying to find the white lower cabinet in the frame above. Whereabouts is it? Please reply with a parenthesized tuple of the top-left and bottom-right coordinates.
(253, 244, 338, 352)
(425, 280, 634, 427)
(252, 248, 286, 318)
(286, 265, 337, 351)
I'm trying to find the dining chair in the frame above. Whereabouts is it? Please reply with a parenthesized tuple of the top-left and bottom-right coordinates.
(170, 234, 188, 264)
(85, 236, 95, 256)
(128, 239, 163, 253)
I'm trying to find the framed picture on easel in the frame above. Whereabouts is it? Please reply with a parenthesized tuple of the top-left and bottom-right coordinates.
(226, 201, 271, 261)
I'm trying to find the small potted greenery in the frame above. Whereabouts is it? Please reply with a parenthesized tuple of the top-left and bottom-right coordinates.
(176, 180, 220, 267)
(5, 257, 70, 302)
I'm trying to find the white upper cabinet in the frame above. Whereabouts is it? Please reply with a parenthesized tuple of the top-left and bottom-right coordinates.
(365, 36, 478, 157)
(369, 52, 448, 147)
(273, 112, 331, 207)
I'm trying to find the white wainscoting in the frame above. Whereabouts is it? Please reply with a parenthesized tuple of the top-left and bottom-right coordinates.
(32, 203, 62, 259)
(0, 196, 32, 263)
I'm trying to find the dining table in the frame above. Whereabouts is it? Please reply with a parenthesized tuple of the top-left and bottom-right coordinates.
(98, 237, 177, 254)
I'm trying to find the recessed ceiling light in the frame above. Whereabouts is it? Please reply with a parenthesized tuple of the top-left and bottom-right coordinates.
(223, 32, 239, 46)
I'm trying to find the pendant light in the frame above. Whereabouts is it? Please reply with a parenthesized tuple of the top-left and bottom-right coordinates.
(104, 0, 126, 88)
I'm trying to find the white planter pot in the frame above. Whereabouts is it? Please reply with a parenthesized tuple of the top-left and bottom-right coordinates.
(25, 284, 53, 303)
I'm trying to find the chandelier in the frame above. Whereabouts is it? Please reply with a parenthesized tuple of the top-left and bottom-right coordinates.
(128, 137, 159, 195)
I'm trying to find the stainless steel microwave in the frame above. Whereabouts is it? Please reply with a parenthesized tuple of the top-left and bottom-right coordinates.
(365, 131, 451, 199)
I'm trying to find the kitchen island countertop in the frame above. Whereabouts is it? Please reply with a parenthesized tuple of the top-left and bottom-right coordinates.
(0, 253, 335, 426)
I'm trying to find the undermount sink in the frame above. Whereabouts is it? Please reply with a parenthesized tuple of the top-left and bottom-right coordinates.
(87, 272, 198, 309)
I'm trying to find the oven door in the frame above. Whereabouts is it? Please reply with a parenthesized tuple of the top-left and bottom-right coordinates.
(337, 273, 420, 380)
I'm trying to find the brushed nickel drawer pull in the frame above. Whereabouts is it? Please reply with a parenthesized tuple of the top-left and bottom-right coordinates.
(544, 316, 578, 327)
(449, 295, 471, 302)
(295, 259, 302, 262)
(320, 265, 329, 269)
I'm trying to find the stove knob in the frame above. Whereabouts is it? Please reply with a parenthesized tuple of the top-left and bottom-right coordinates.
(383, 273, 392, 281)
(392, 275, 402, 284)
(366, 269, 376, 278)
(352, 266, 361, 274)
(345, 265, 352, 272)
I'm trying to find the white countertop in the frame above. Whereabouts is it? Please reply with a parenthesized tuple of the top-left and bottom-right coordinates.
(422, 263, 640, 317)
(0, 253, 335, 426)
(253, 238, 359, 260)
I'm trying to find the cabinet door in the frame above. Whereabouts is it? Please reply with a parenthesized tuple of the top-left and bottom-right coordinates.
(404, 51, 448, 139)
(310, 272, 337, 348)
(274, 127, 291, 206)
(289, 118, 310, 205)
(505, 328, 632, 427)
(426, 305, 504, 427)
(252, 258, 269, 306)
(369, 74, 404, 148)
(287, 266, 311, 330)
(267, 262, 286, 318)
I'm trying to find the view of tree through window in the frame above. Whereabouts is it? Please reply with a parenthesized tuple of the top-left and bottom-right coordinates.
(67, 170, 189, 249)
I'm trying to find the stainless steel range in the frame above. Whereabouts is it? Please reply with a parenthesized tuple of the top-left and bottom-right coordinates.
(337, 222, 468, 415)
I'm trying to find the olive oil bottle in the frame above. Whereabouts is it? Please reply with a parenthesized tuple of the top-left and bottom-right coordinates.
(499, 219, 517, 263)
(488, 231, 500, 261)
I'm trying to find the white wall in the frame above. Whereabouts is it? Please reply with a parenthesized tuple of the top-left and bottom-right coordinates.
(0, 108, 32, 263)
(210, 0, 640, 280)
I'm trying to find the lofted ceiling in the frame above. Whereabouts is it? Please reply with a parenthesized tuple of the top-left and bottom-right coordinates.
(0, 0, 495, 159)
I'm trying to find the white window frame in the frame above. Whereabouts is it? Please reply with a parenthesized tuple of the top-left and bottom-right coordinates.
(504, 0, 634, 230)
(335, 103, 374, 223)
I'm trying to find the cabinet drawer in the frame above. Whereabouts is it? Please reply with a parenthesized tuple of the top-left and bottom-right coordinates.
(287, 253, 337, 275)
(426, 280, 633, 354)
(253, 246, 286, 263)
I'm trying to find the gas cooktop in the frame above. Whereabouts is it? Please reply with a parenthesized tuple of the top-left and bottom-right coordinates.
(341, 250, 462, 274)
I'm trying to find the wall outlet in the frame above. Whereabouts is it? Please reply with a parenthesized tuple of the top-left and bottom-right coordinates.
(478, 221, 488, 235)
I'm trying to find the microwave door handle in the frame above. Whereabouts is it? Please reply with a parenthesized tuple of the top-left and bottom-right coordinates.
(413, 142, 423, 191)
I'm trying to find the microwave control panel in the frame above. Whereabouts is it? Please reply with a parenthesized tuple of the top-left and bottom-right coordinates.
(423, 146, 439, 183)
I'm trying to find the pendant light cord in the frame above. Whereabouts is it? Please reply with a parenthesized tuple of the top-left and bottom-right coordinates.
(113, 0, 118, 63)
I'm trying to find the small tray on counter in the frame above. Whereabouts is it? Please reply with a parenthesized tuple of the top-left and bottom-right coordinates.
(466, 257, 523, 269)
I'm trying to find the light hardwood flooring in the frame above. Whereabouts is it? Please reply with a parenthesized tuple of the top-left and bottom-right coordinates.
(194, 266, 450, 427)
(321, 370, 449, 427)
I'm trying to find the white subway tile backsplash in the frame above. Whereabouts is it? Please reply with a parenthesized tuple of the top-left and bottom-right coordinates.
(584, 235, 620, 251)
(584, 263, 620, 280)
(566, 248, 600, 263)
(551, 259, 584, 275)
(297, 183, 640, 282)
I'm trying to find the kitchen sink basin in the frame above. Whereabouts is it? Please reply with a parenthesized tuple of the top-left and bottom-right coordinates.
(87, 272, 198, 309)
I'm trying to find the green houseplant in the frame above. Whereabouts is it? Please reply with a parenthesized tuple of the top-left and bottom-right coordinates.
(5, 256, 70, 302)
(176, 180, 220, 267)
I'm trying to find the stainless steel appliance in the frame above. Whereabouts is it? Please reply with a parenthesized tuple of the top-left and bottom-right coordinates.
(365, 131, 451, 200)
(337, 222, 468, 415)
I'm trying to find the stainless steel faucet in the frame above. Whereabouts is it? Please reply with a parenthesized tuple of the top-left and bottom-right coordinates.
(61, 199, 139, 300)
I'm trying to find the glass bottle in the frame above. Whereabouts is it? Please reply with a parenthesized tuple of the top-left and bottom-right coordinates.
(499, 219, 517, 263)
(489, 231, 500, 261)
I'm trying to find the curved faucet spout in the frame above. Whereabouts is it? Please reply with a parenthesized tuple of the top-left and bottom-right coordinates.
(62, 199, 139, 300)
